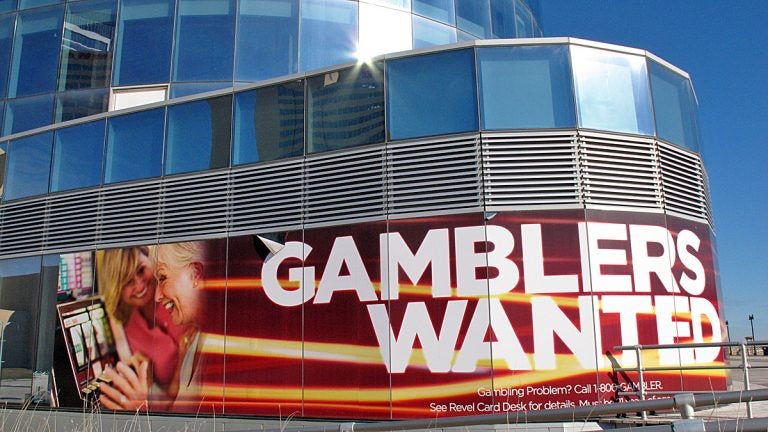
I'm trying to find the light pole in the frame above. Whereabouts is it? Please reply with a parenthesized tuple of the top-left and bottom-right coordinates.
(726, 320, 731, 355)
(749, 314, 755, 355)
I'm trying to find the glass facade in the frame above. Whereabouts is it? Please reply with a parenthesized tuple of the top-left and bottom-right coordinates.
(0, 40, 701, 201)
(0, 0, 542, 136)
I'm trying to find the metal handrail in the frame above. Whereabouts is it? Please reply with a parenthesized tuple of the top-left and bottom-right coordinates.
(614, 340, 768, 419)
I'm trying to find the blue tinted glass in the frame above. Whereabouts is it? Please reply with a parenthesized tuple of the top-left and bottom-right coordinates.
(233, 81, 304, 165)
(3, 93, 54, 135)
(387, 49, 478, 140)
(19, 0, 59, 9)
(173, 0, 236, 82)
(169, 82, 231, 98)
(235, 0, 298, 82)
(0, 14, 14, 98)
(51, 120, 104, 192)
(5, 132, 53, 200)
(649, 61, 700, 151)
(58, 0, 116, 91)
(478, 45, 575, 130)
(0, 142, 5, 199)
(104, 108, 164, 183)
(55, 88, 109, 123)
(0, 0, 15, 13)
(8, 6, 64, 97)
(514, 0, 533, 37)
(165, 96, 232, 175)
(113, 0, 174, 86)
(413, 0, 454, 25)
(307, 63, 384, 153)
(299, 0, 357, 72)
(412, 14, 456, 49)
(571, 46, 654, 135)
(455, 0, 491, 38)
(489, 0, 515, 38)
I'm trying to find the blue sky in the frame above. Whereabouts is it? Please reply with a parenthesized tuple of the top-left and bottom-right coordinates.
(540, 1, 768, 342)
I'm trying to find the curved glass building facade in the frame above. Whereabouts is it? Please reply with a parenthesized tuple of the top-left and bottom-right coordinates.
(0, 1, 720, 427)
(0, 0, 541, 136)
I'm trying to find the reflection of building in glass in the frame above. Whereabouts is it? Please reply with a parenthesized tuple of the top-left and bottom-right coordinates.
(0, 0, 717, 426)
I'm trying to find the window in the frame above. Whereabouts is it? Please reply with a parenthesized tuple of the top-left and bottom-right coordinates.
(649, 60, 700, 150)
(110, 86, 167, 111)
(412, 14, 456, 49)
(478, 45, 575, 130)
(4, 132, 53, 200)
(58, 0, 117, 91)
(358, 3, 411, 60)
(235, 0, 299, 82)
(489, 0, 515, 38)
(7, 6, 64, 98)
(299, 0, 358, 72)
(112, 0, 174, 86)
(3, 94, 54, 135)
(386, 49, 478, 140)
(413, 0, 454, 25)
(104, 108, 164, 184)
(173, 0, 236, 82)
(0, 13, 15, 98)
(571, 46, 653, 135)
(233, 81, 304, 165)
(55, 88, 109, 123)
(164, 96, 232, 175)
(455, 0, 491, 38)
(51, 120, 105, 192)
(307, 63, 384, 153)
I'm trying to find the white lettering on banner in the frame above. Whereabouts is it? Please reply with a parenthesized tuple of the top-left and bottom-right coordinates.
(258, 220, 718, 373)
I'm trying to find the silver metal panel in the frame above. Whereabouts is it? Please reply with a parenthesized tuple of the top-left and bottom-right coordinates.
(0, 197, 46, 255)
(160, 170, 229, 240)
(98, 181, 162, 246)
(44, 189, 100, 252)
(387, 135, 482, 215)
(658, 141, 709, 221)
(230, 159, 303, 233)
(304, 147, 385, 226)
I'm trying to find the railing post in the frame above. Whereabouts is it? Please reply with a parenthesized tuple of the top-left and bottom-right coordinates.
(636, 345, 647, 420)
(742, 342, 752, 418)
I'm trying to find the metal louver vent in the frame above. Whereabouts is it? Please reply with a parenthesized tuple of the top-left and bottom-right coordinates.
(658, 141, 710, 222)
(0, 197, 46, 255)
(387, 135, 482, 216)
(579, 133, 662, 209)
(482, 132, 579, 208)
(161, 171, 229, 241)
(230, 159, 302, 235)
(99, 181, 161, 247)
(45, 189, 99, 252)
(304, 147, 384, 227)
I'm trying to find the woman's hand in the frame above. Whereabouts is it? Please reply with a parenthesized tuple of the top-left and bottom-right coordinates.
(98, 360, 150, 411)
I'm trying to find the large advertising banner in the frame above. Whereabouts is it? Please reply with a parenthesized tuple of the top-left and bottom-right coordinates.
(53, 209, 724, 419)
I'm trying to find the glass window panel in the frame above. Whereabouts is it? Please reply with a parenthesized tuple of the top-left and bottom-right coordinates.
(19, 0, 59, 9)
(649, 60, 700, 151)
(360, 0, 409, 10)
(8, 6, 64, 98)
(58, 0, 117, 91)
(412, 15, 456, 49)
(104, 108, 164, 183)
(112, 0, 174, 86)
(387, 49, 478, 140)
(299, 0, 357, 72)
(357, 3, 411, 60)
(455, 0, 491, 38)
(235, 0, 298, 82)
(3, 93, 54, 135)
(514, 0, 533, 37)
(0, 142, 6, 199)
(173, 0, 236, 82)
(456, 29, 477, 41)
(232, 80, 304, 165)
(413, 0, 454, 25)
(0, 0, 15, 13)
(478, 45, 575, 130)
(571, 46, 654, 135)
(307, 63, 384, 153)
(55, 88, 109, 123)
(165, 96, 232, 175)
(489, 0, 515, 38)
(4, 132, 53, 200)
(168, 81, 231, 98)
(0, 13, 15, 99)
(51, 120, 104, 192)
(0, 256, 43, 386)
